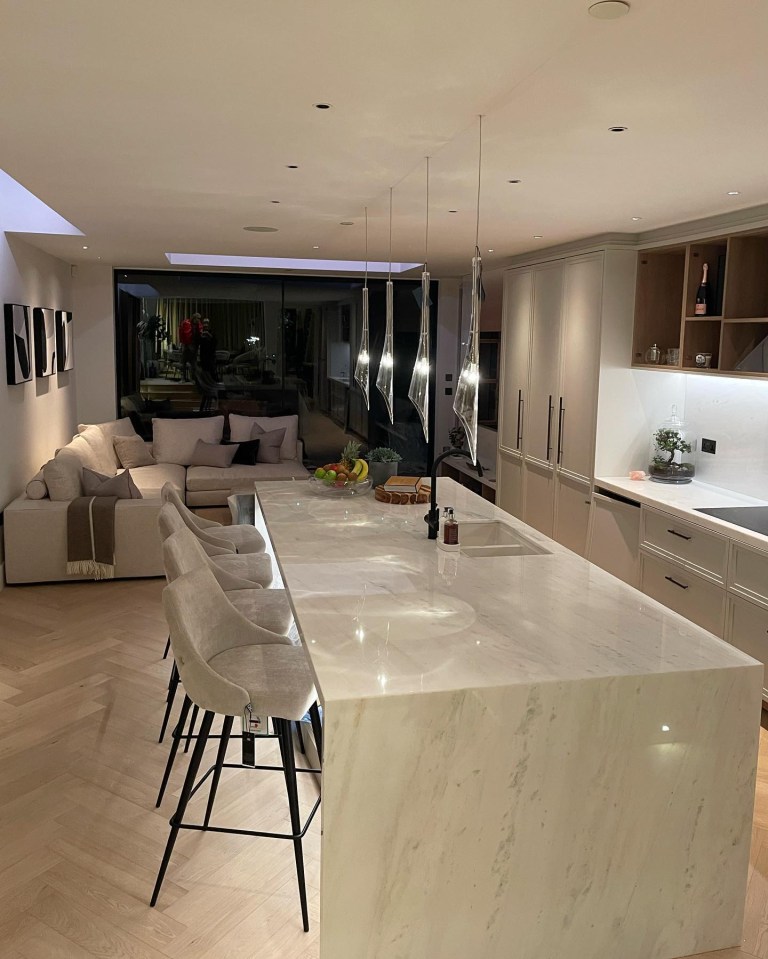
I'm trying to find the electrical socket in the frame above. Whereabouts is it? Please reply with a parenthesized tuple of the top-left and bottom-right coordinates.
(701, 438, 717, 454)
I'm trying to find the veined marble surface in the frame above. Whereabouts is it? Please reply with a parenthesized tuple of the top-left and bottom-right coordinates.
(255, 478, 757, 704)
(596, 475, 768, 550)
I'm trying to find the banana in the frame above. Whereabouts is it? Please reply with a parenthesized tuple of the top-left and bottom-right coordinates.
(354, 458, 369, 481)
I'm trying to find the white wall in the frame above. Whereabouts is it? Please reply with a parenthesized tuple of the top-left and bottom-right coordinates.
(0, 234, 75, 569)
(71, 263, 116, 423)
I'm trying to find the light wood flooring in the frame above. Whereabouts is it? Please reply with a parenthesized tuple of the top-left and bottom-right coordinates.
(0, 577, 767, 959)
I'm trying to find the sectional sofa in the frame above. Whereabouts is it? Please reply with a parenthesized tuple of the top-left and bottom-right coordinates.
(3, 413, 307, 584)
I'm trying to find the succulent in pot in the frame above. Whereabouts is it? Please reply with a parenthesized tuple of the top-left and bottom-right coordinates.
(365, 447, 402, 487)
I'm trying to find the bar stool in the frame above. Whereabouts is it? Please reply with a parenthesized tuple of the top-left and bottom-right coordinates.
(152, 565, 320, 931)
(161, 483, 267, 555)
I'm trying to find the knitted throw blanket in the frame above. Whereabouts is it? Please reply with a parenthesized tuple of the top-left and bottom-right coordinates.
(66, 496, 118, 580)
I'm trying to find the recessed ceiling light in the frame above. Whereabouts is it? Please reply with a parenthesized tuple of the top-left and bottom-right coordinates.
(243, 226, 279, 233)
(448, 209, 458, 213)
(286, 164, 298, 169)
(340, 221, 354, 226)
(507, 179, 521, 184)
(314, 103, 332, 110)
(312, 245, 319, 249)
(488, 249, 494, 253)
(727, 190, 740, 196)
(82, 245, 88, 249)
(533, 235, 543, 239)
(271, 200, 280, 204)
(631, 216, 642, 221)
(588, 1, 630, 19)
(609, 125, 628, 133)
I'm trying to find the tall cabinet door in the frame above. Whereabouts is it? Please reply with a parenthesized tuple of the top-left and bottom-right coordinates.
(525, 261, 563, 465)
(557, 253, 604, 481)
(498, 268, 532, 455)
(497, 449, 525, 518)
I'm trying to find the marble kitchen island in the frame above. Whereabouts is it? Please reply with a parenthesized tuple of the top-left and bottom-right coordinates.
(250, 478, 762, 959)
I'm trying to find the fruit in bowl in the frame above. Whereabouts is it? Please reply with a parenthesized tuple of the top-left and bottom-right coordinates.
(312, 441, 370, 490)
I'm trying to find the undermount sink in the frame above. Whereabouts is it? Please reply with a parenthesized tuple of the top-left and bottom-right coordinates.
(458, 520, 550, 558)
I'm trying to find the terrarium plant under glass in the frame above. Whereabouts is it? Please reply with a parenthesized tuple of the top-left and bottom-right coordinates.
(649, 405, 697, 484)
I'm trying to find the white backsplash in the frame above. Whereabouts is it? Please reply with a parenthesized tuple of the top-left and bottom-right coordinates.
(682, 375, 768, 499)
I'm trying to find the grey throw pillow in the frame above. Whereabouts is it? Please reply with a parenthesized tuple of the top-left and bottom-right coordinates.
(113, 433, 156, 468)
(190, 439, 239, 468)
(82, 468, 142, 499)
(251, 425, 286, 464)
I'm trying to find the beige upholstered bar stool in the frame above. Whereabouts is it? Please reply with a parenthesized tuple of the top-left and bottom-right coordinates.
(152, 565, 320, 932)
(161, 482, 267, 555)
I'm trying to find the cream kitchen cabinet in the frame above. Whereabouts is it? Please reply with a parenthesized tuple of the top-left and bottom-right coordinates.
(497, 250, 635, 555)
(726, 595, 768, 698)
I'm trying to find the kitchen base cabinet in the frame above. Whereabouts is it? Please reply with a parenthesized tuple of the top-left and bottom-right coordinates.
(554, 474, 591, 557)
(587, 490, 641, 587)
(496, 450, 525, 518)
(523, 460, 555, 538)
(727, 595, 768, 699)
(640, 551, 726, 638)
(730, 543, 768, 610)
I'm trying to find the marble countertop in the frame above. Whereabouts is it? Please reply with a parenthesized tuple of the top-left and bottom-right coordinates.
(255, 478, 756, 704)
(595, 476, 768, 550)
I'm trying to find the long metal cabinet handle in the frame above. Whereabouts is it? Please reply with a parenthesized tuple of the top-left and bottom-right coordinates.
(516, 390, 523, 449)
(557, 397, 564, 465)
(545, 395, 553, 461)
(664, 575, 689, 590)
(667, 529, 692, 541)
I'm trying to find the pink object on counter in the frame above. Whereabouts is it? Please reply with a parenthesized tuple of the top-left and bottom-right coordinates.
(629, 470, 647, 481)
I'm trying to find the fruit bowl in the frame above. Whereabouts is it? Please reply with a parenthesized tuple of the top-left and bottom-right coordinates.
(307, 476, 372, 496)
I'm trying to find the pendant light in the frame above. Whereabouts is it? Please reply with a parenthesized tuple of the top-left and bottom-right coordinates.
(408, 157, 431, 441)
(453, 115, 484, 464)
(353, 207, 370, 409)
(376, 187, 395, 425)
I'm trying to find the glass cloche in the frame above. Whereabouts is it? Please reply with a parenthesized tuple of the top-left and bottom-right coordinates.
(649, 405, 696, 484)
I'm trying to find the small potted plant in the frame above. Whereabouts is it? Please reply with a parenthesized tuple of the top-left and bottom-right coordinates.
(366, 447, 402, 488)
(448, 425, 466, 449)
(649, 406, 696, 484)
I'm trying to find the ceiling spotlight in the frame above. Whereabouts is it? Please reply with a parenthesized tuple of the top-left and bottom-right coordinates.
(243, 226, 278, 232)
(609, 125, 628, 133)
(271, 200, 280, 204)
(631, 216, 642, 221)
(533, 235, 543, 239)
(82, 245, 88, 249)
(313, 245, 319, 249)
(727, 190, 740, 196)
(286, 164, 298, 169)
(340, 221, 354, 226)
(507, 179, 521, 184)
(448, 209, 458, 213)
(314, 102, 332, 110)
(588, 1, 630, 19)
(488, 249, 494, 253)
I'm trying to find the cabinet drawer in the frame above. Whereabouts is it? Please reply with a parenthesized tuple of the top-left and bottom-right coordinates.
(730, 544, 768, 608)
(642, 508, 728, 584)
(727, 595, 768, 697)
(640, 552, 726, 637)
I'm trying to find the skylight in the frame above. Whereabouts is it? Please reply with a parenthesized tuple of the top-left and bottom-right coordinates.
(165, 253, 422, 273)
(0, 169, 83, 234)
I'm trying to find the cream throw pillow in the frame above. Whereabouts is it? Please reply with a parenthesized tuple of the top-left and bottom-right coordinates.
(113, 434, 156, 468)
(78, 418, 137, 469)
(229, 414, 298, 461)
(189, 440, 238, 468)
(44, 449, 85, 500)
(25, 469, 49, 500)
(152, 416, 225, 466)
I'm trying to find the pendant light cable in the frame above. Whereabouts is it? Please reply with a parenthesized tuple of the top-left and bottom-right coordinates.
(364, 206, 368, 287)
(424, 156, 430, 270)
(475, 115, 483, 250)
(388, 187, 393, 282)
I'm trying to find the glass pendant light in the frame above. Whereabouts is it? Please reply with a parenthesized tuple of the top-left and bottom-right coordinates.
(408, 157, 431, 441)
(354, 207, 371, 409)
(453, 116, 484, 464)
(376, 187, 395, 425)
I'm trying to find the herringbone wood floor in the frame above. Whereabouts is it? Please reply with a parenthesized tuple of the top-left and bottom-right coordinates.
(0, 578, 767, 958)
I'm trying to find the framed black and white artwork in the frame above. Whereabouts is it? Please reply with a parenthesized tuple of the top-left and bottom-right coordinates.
(55, 310, 74, 371)
(33, 307, 56, 377)
(4, 303, 33, 385)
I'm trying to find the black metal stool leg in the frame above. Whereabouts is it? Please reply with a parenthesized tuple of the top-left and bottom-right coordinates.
(295, 720, 306, 755)
(203, 715, 234, 829)
(158, 662, 180, 744)
(276, 717, 309, 932)
(309, 702, 323, 765)
(151, 709, 214, 907)
(184, 704, 199, 754)
(156, 694, 191, 808)
(162, 635, 171, 660)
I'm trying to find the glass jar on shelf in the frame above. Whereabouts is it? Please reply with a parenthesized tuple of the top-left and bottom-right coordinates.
(649, 405, 696, 484)
(644, 343, 661, 364)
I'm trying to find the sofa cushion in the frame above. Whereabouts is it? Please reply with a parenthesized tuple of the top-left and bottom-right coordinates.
(229, 414, 298, 461)
(190, 439, 238, 468)
(77, 425, 118, 476)
(44, 449, 86, 500)
(26, 469, 48, 500)
(82, 467, 142, 499)
(113, 433, 156, 468)
(129, 463, 186, 499)
(253, 427, 285, 464)
(78, 418, 137, 469)
(222, 438, 260, 465)
(186, 463, 309, 492)
(152, 416, 225, 466)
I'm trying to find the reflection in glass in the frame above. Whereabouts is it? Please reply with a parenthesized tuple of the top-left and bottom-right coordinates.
(454, 250, 482, 463)
(408, 269, 430, 441)
(376, 280, 395, 425)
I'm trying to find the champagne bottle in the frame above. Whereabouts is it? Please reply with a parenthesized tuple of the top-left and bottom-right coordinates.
(694, 263, 709, 316)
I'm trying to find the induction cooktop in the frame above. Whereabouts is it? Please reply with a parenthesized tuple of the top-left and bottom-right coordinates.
(695, 506, 768, 536)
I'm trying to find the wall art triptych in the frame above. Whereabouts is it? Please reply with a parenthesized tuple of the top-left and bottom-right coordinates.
(3, 303, 74, 385)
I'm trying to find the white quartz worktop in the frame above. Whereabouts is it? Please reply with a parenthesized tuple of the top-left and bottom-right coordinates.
(256, 478, 753, 705)
(596, 475, 768, 550)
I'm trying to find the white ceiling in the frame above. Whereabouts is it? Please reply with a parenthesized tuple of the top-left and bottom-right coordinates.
(2, 0, 768, 276)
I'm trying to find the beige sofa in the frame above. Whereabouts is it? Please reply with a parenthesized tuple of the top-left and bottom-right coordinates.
(3, 414, 307, 584)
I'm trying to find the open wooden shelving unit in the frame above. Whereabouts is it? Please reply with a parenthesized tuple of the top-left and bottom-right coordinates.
(632, 229, 768, 378)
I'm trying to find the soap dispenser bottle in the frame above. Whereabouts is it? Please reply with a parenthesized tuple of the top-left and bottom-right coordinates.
(438, 508, 460, 551)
